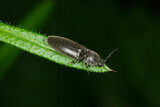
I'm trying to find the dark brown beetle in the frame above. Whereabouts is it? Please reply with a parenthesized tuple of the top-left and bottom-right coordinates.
(47, 36, 117, 72)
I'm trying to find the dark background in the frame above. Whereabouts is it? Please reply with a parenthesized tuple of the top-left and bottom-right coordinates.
(0, 0, 160, 107)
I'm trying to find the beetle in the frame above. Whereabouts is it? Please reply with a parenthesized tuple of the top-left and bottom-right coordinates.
(47, 36, 117, 72)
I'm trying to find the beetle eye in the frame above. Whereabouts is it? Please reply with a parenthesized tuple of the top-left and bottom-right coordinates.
(99, 63, 102, 67)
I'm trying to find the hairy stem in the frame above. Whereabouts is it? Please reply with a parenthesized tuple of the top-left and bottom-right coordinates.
(0, 23, 112, 73)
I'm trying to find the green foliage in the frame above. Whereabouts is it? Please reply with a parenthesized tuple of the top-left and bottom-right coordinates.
(20, 0, 54, 29)
(0, 22, 112, 73)
(0, 44, 21, 77)
(0, 0, 54, 78)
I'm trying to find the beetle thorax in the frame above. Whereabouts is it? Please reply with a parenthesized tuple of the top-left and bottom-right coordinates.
(83, 49, 102, 66)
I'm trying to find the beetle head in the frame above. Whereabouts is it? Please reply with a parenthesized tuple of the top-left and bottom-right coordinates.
(98, 59, 104, 67)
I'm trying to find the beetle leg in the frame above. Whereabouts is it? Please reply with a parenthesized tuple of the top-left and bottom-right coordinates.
(67, 60, 79, 64)
(85, 63, 90, 74)
(73, 60, 79, 64)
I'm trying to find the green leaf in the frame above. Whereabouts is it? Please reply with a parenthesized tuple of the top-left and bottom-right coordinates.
(0, 23, 112, 73)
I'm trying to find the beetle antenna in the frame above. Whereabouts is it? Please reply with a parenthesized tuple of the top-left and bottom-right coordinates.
(104, 47, 118, 62)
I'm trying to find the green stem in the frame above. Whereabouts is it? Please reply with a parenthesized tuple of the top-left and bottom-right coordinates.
(0, 23, 112, 73)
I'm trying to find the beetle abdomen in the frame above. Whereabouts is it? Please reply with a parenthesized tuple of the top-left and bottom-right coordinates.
(47, 36, 86, 60)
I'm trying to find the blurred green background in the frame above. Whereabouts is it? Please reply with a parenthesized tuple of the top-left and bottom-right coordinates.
(0, 0, 160, 107)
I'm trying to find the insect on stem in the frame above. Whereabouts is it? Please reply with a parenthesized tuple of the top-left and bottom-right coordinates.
(47, 36, 117, 73)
